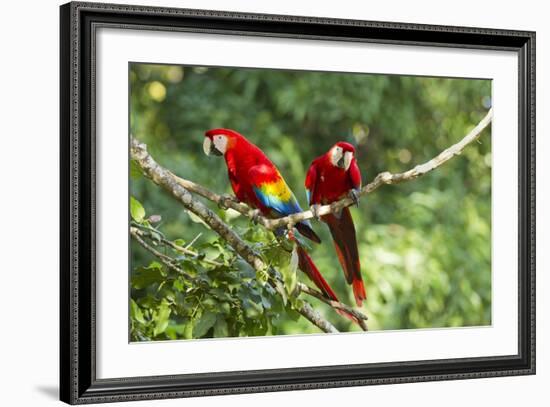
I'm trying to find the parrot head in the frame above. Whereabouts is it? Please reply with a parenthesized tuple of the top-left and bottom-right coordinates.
(203, 128, 241, 157)
(329, 141, 356, 171)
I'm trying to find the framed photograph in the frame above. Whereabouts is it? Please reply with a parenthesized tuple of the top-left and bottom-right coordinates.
(60, 1, 535, 404)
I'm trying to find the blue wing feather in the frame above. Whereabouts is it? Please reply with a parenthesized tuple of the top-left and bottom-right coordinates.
(253, 187, 302, 217)
(248, 165, 317, 241)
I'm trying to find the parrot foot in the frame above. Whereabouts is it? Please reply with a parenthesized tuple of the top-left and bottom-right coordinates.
(248, 209, 262, 224)
(218, 194, 237, 210)
(349, 189, 360, 207)
(310, 204, 322, 220)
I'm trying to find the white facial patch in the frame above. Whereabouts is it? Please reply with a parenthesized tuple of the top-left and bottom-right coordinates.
(212, 135, 228, 154)
(203, 134, 228, 156)
(330, 146, 343, 167)
(344, 151, 353, 171)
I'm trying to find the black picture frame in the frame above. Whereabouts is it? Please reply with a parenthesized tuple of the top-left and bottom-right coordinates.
(60, 1, 536, 404)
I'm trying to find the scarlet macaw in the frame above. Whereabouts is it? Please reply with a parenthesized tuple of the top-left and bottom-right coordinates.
(305, 142, 366, 306)
(202, 128, 346, 310)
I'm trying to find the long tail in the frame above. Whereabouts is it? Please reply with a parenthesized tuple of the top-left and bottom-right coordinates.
(322, 207, 366, 307)
(293, 240, 361, 325)
(295, 220, 321, 244)
(295, 243, 338, 301)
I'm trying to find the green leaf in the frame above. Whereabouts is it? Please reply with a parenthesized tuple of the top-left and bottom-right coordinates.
(130, 299, 146, 324)
(218, 302, 231, 314)
(274, 280, 288, 306)
(213, 316, 229, 337)
(174, 239, 186, 247)
(173, 279, 185, 292)
(130, 159, 143, 180)
(130, 196, 146, 222)
(132, 265, 165, 289)
(256, 267, 269, 286)
(286, 306, 302, 322)
(280, 246, 298, 295)
(201, 297, 217, 309)
(153, 302, 171, 336)
(290, 297, 305, 311)
(260, 294, 272, 310)
(186, 210, 211, 229)
(263, 245, 291, 268)
(148, 261, 163, 269)
(183, 322, 193, 339)
(193, 311, 217, 338)
(243, 299, 263, 319)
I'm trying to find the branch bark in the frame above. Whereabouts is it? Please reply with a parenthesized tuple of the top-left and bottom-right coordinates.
(130, 226, 197, 281)
(297, 302, 339, 333)
(130, 108, 490, 333)
(262, 107, 493, 229)
(131, 223, 223, 267)
(131, 137, 339, 333)
(297, 282, 368, 331)
(168, 108, 492, 230)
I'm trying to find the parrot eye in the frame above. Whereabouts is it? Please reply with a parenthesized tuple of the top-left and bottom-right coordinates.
(331, 146, 345, 168)
(211, 134, 228, 155)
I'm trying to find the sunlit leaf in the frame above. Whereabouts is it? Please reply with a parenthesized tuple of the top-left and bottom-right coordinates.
(130, 299, 146, 324)
(153, 302, 171, 336)
(130, 196, 145, 222)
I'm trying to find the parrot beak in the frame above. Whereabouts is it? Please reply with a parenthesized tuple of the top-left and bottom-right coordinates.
(343, 151, 353, 171)
(203, 137, 222, 156)
(336, 156, 346, 169)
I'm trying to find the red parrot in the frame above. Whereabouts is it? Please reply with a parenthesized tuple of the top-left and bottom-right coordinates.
(305, 142, 366, 306)
(203, 128, 355, 321)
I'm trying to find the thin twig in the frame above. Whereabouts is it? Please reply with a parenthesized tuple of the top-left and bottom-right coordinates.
(297, 282, 368, 331)
(132, 223, 223, 267)
(185, 232, 203, 250)
(133, 223, 337, 333)
(297, 302, 339, 333)
(130, 227, 196, 281)
(169, 171, 251, 215)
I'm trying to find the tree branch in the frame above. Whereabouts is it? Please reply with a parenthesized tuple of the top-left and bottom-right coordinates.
(131, 222, 224, 267)
(130, 226, 197, 281)
(131, 108, 490, 333)
(168, 108, 492, 230)
(131, 137, 338, 334)
(297, 282, 368, 331)
(297, 302, 339, 333)
(262, 107, 493, 229)
(169, 172, 252, 216)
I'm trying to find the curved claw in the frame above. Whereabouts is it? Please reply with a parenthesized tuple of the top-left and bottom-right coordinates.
(218, 194, 237, 209)
(349, 189, 360, 207)
(248, 208, 262, 224)
(310, 204, 322, 220)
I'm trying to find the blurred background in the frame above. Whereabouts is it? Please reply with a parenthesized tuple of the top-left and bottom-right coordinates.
(129, 63, 491, 339)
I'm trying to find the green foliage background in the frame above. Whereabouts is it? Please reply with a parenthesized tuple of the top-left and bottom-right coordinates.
(129, 63, 492, 341)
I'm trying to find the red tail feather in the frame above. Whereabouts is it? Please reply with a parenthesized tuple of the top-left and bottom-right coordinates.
(296, 244, 338, 301)
(323, 207, 366, 306)
(294, 243, 361, 325)
(352, 279, 366, 307)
